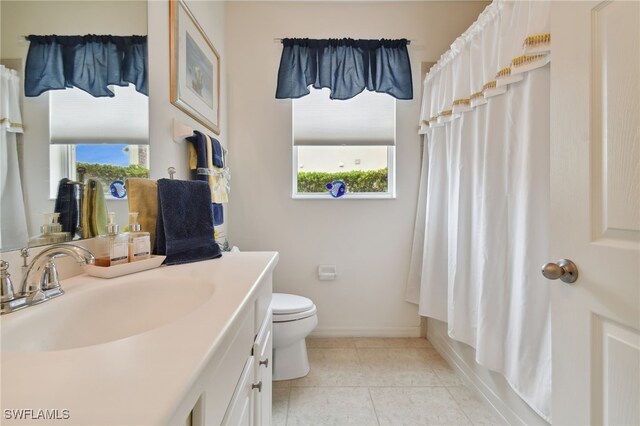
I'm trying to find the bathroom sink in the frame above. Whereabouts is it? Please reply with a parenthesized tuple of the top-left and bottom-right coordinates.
(0, 274, 214, 352)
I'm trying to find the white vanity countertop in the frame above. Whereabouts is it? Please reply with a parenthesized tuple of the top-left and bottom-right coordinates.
(0, 251, 279, 425)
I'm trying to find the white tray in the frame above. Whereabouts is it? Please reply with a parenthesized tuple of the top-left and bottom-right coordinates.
(84, 255, 166, 279)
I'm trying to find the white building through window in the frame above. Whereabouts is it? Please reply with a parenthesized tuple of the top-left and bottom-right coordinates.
(292, 88, 396, 199)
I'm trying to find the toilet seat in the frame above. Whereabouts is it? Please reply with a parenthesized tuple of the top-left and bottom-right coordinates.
(272, 293, 317, 322)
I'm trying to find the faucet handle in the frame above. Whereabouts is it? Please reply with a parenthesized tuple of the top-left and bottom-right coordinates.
(1, 261, 28, 314)
(40, 261, 61, 291)
(20, 247, 30, 267)
(1, 260, 15, 302)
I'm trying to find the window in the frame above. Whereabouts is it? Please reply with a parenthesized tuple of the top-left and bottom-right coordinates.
(48, 85, 149, 199)
(49, 144, 149, 199)
(292, 88, 396, 199)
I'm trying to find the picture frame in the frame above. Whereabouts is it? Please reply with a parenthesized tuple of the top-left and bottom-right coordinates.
(170, 0, 220, 135)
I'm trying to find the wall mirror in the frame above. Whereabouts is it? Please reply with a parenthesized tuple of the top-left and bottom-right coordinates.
(0, 0, 149, 252)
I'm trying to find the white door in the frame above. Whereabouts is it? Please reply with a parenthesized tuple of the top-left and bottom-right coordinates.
(550, 1, 640, 424)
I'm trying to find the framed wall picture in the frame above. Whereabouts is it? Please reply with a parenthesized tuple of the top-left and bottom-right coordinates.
(170, 0, 220, 134)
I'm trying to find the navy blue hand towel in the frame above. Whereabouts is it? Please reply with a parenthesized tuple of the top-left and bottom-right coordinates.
(187, 131, 209, 180)
(153, 179, 221, 265)
(211, 136, 224, 168)
(212, 203, 223, 226)
(187, 130, 224, 168)
(186, 131, 225, 226)
(54, 178, 78, 235)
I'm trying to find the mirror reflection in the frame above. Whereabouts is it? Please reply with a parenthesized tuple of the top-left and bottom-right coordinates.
(0, 0, 149, 252)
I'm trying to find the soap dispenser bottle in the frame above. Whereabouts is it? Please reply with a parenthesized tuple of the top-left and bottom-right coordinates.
(95, 212, 129, 267)
(127, 212, 151, 262)
(49, 212, 71, 243)
(28, 213, 70, 246)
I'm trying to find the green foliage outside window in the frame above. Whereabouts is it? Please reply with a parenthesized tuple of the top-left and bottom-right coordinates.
(297, 168, 388, 193)
(77, 162, 149, 192)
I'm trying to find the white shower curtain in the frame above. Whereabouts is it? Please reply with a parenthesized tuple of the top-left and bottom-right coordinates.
(406, 0, 552, 421)
(1, 65, 28, 249)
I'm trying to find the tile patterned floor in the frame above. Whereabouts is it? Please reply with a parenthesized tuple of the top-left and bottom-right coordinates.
(272, 338, 499, 426)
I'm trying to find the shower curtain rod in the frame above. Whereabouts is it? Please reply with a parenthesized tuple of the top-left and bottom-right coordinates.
(273, 38, 412, 45)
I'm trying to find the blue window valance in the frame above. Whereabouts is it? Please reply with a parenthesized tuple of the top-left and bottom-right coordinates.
(25, 35, 148, 98)
(276, 38, 413, 100)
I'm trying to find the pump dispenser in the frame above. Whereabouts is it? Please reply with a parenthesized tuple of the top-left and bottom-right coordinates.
(95, 212, 129, 267)
(49, 213, 72, 243)
(28, 213, 70, 246)
(43, 213, 62, 234)
(127, 212, 151, 262)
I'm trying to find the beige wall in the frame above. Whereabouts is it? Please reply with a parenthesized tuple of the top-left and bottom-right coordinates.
(225, 1, 488, 335)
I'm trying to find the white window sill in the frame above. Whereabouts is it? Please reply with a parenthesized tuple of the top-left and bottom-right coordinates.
(292, 193, 396, 200)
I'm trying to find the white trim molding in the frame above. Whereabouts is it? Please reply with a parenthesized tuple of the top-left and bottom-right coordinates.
(311, 325, 421, 338)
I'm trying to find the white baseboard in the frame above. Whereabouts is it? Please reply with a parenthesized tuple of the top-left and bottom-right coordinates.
(427, 319, 548, 426)
(311, 326, 421, 338)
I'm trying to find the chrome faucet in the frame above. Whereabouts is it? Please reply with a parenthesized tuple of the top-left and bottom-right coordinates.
(2, 244, 95, 313)
(1, 260, 25, 314)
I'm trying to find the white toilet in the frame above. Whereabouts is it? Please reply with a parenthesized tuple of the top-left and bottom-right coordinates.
(271, 293, 318, 381)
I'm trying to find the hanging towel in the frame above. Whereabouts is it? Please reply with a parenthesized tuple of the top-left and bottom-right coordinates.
(204, 134, 229, 204)
(187, 130, 208, 176)
(187, 130, 228, 225)
(211, 136, 224, 168)
(211, 203, 224, 226)
(82, 179, 107, 238)
(187, 130, 228, 202)
(212, 203, 223, 226)
(126, 178, 158, 251)
(153, 178, 221, 265)
(54, 178, 78, 236)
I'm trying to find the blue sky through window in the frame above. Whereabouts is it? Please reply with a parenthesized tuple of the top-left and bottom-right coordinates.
(75, 144, 129, 167)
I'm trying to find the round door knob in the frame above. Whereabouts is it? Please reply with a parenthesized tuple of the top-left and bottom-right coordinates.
(252, 381, 262, 392)
(541, 259, 578, 284)
(259, 358, 269, 368)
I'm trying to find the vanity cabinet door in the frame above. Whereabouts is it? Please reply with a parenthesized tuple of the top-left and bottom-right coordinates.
(253, 310, 273, 425)
(221, 356, 255, 426)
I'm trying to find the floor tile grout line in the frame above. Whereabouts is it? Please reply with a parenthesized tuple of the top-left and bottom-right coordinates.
(284, 386, 291, 426)
(444, 384, 475, 425)
(286, 338, 490, 425)
(367, 387, 382, 426)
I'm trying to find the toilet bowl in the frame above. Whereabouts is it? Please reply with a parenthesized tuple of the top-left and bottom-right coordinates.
(271, 293, 318, 381)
